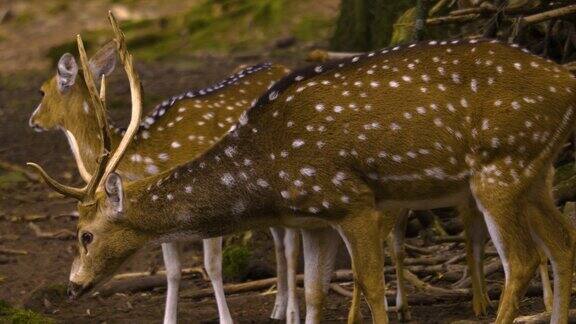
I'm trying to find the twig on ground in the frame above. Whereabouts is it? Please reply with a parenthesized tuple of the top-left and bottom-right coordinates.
(330, 283, 354, 298)
(444, 253, 467, 265)
(522, 4, 576, 26)
(28, 223, 75, 240)
(431, 235, 465, 243)
(403, 269, 468, 295)
(307, 49, 360, 62)
(112, 267, 205, 280)
(404, 243, 435, 255)
(102, 270, 355, 298)
(452, 257, 502, 288)
(513, 309, 576, 323)
(0, 248, 28, 255)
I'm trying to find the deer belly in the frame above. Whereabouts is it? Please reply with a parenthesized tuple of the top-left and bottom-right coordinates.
(377, 183, 470, 211)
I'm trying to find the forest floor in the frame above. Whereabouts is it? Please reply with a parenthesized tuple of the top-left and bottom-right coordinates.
(0, 0, 573, 323)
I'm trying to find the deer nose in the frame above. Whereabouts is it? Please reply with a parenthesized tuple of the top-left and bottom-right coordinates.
(28, 117, 44, 133)
(67, 281, 83, 300)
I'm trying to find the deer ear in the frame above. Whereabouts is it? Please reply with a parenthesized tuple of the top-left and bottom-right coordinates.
(89, 42, 117, 80)
(104, 173, 124, 216)
(57, 53, 78, 92)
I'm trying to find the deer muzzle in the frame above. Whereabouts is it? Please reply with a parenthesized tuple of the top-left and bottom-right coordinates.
(67, 281, 93, 300)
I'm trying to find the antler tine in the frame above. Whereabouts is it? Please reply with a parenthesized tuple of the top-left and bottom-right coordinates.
(77, 35, 112, 198)
(26, 163, 85, 200)
(99, 11, 142, 187)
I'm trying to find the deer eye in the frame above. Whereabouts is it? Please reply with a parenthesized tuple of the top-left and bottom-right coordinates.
(81, 232, 93, 247)
(39, 90, 45, 97)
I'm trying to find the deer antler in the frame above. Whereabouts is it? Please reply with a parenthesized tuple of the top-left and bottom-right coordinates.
(99, 11, 142, 189)
(76, 32, 112, 199)
(27, 11, 142, 202)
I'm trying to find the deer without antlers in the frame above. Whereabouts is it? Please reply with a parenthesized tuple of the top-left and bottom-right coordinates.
(31, 17, 576, 324)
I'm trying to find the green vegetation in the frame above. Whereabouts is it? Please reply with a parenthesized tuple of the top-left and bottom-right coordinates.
(222, 244, 251, 280)
(330, 0, 413, 51)
(555, 162, 575, 184)
(0, 171, 27, 190)
(0, 300, 53, 324)
(46, 0, 335, 64)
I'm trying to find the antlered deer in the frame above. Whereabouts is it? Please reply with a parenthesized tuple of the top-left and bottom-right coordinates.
(31, 12, 576, 324)
(28, 21, 300, 324)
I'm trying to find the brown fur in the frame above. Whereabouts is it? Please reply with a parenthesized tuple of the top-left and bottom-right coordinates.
(31, 56, 289, 180)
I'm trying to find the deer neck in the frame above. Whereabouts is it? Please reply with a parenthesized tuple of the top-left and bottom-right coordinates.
(60, 99, 122, 182)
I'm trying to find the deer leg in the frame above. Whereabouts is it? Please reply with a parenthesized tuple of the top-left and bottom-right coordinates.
(203, 237, 233, 324)
(337, 208, 396, 324)
(161, 242, 181, 324)
(538, 251, 553, 312)
(472, 183, 540, 324)
(348, 279, 363, 324)
(269, 227, 288, 320)
(459, 198, 490, 317)
(284, 228, 301, 324)
(301, 227, 340, 324)
(387, 209, 411, 322)
(526, 183, 576, 324)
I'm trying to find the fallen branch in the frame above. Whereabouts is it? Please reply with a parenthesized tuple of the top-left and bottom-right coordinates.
(28, 223, 75, 240)
(514, 310, 576, 323)
(98, 275, 168, 297)
(307, 49, 361, 62)
(404, 269, 468, 295)
(431, 235, 465, 243)
(427, 13, 481, 26)
(102, 264, 466, 299)
(402, 254, 458, 266)
(522, 4, 576, 26)
(101, 270, 354, 299)
(452, 257, 503, 288)
(0, 248, 28, 255)
(404, 243, 435, 255)
(0, 234, 20, 242)
(330, 283, 354, 298)
(450, 0, 537, 17)
(184, 270, 355, 300)
(113, 267, 205, 280)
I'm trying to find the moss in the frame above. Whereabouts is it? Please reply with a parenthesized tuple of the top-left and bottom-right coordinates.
(293, 15, 334, 43)
(47, 1, 70, 15)
(390, 7, 416, 46)
(222, 244, 251, 281)
(0, 171, 27, 189)
(0, 300, 53, 324)
(13, 12, 34, 26)
(46, 0, 334, 62)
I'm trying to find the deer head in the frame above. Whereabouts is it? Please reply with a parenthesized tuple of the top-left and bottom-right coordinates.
(29, 41, 117, 132)
(67, 179, 150, 298)
(28, 12, 145, 299)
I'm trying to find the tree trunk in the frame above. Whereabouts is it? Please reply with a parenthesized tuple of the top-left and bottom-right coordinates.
(330, 0, 412, 51)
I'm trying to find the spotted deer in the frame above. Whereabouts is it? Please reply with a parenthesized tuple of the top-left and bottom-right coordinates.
(30, 40, 508, 324)
(28, 21, 300, 324)
(31, 12, 576, 324)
